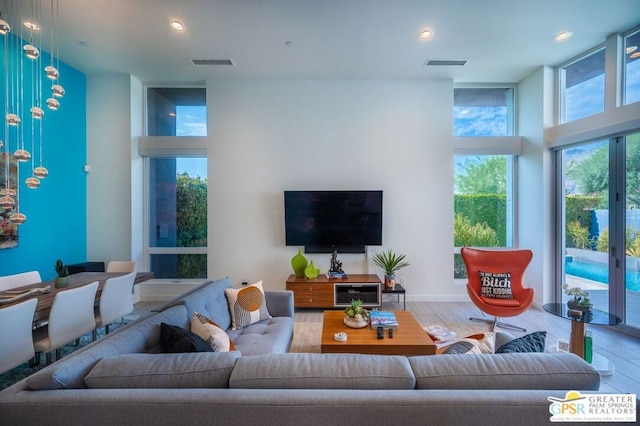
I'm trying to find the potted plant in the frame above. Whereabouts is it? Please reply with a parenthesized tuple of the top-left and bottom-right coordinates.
(372, 249, 409, 289)
(343, 299, 369, 328)
(562, 283, 592, 312)
(54, 259, 70, 288)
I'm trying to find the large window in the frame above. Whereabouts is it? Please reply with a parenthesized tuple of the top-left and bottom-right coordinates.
(148, 157, 207, 279)
(454, 155, 514, 278)
(147, 87, 207, 136)
(559, 48, 606, 123)
(624, 29, 640, 105)
(453, 86, 516, 279)
(454, 87, 514, 136)
(144, 86, 208, 279)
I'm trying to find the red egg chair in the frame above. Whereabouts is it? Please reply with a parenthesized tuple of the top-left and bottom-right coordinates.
(461, 247, 534, 332)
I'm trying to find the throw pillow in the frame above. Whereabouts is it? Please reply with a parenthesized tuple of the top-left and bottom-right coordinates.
(224, 280, 272, 330)
(479, 271, 514, 299)
(495, 331, 547, 353)
(191, 312, 236, 352)
(160, 323, 214, 353)
(442, 332, 496, 355)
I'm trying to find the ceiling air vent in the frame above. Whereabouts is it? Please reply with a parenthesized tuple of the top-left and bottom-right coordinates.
(191, 59, 235, 66)
(424, 60, 467, 66)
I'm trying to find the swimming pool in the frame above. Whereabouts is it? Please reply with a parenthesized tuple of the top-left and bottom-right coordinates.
(565, 258, 640, 292)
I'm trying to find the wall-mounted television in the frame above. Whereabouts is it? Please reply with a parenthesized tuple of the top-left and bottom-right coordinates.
(284, 190, 383, 253)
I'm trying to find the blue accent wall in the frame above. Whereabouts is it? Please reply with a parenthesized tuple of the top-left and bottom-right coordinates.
(0, 36, 87, 280)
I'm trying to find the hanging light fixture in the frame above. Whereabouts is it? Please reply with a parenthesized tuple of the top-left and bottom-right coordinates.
(0, 0, 66, 228)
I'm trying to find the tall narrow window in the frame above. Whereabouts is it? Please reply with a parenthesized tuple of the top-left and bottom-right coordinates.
(624, 29, 640, 105)
(144, 86, 207, 278)
(454, 155, 514, 278)
(148, 157, 207, 278)
(559, 48, 606, 123)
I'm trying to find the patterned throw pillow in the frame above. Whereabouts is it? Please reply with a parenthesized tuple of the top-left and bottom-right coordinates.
(495, 331, 547, 353)
(443, 332, 496, 355)
(191, 312, 236, 352)
(478, 271, 514, 299)
(224, 281, 272, 330)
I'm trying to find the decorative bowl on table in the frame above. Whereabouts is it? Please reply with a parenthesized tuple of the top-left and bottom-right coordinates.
(344, 315, 368, 328)
(343, 299, 369, 328)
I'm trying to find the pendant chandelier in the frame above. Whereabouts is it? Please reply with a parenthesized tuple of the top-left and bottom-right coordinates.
(0, 0, 64, 226)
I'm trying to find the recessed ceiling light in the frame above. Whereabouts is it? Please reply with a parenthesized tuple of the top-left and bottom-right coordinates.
(554, 31, 573, 42)
(23, 21, 39, 31)
(170, 20, 185, 31)
(419, 29, 433, 40)
(631, 52, 640, 59)
(626, 46, 638, 54)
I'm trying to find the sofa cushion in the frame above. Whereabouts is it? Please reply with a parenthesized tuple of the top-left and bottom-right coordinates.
(175, 277, 234, 330)
(409, 352, 600, 390)
(225, 281, 272, 330)
(161, 323, 214, 353)
(226, 316, 294, 356)
(84, 352, 240, 389)
(229, 353, 415, 389)
(26, 305, 189, 390)
(495, 331, 546, 353)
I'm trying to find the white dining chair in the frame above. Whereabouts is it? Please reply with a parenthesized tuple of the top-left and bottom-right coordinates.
(33, 281, 99, 365)
(92, 272, 136, 340)
(0, 298, 37, 374)
(0, 270, 42, 292)
(105, 261, 136, 273)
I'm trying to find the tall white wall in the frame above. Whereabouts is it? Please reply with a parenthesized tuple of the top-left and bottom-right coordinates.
(208, 80, 460, 299)
(86, 74, 133, 263)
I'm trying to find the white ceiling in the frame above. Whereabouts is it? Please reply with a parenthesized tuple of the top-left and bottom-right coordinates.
(9, 0, 640, 84)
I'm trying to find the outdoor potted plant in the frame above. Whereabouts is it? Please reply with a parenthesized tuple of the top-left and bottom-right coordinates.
(344, 299, 369, 328)
(562, 283, 592, 312)
(54, 259, 70, 288)
(372, 249, 409, 289)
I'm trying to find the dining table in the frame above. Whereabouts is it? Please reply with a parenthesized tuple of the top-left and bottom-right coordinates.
(0, 271, 153, 326)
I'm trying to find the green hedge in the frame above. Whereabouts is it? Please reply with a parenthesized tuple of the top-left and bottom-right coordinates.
(565, 195, 600, 232)
(454, 194, 506, 246)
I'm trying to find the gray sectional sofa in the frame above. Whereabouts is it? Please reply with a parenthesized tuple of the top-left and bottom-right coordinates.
(0, 277, 606, 426)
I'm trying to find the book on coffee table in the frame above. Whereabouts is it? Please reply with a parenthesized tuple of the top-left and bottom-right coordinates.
(370, 311, 398, 329)
(423, 324, 457, 348)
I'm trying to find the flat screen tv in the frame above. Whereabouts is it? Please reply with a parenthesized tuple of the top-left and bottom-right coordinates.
(284, 190, 383, 253)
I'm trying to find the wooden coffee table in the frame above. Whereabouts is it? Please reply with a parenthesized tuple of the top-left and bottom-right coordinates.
(321, 310, 435, 356)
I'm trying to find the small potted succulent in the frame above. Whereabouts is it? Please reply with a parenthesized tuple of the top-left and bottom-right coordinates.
(372, 249, 410, 289)
(54, 259, 70, 288)
(343, 299, 369, 328)
(562, 283, 592, 312)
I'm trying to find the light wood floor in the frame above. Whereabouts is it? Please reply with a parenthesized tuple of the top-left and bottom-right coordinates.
(294, 298, 640, 396)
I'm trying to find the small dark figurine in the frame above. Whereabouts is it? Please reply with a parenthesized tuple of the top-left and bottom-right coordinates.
(329, 250, 344, 274)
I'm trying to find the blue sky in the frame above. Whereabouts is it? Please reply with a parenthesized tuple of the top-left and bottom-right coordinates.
(176, 105, 207, 178)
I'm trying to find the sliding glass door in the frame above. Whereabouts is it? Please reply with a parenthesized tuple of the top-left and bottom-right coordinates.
(558, 132, 640, 334)
(561, 140, 610, 312)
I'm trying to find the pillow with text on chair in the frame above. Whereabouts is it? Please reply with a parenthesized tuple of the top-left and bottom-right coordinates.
(478, 271, 513, 299)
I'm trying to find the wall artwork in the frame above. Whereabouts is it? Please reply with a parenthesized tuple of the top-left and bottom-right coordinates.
(0, 153, 18, 250)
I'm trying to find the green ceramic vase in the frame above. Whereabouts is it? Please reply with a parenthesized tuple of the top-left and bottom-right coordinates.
(291, 248, 308, 278)
(304, 260, 320, 279)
